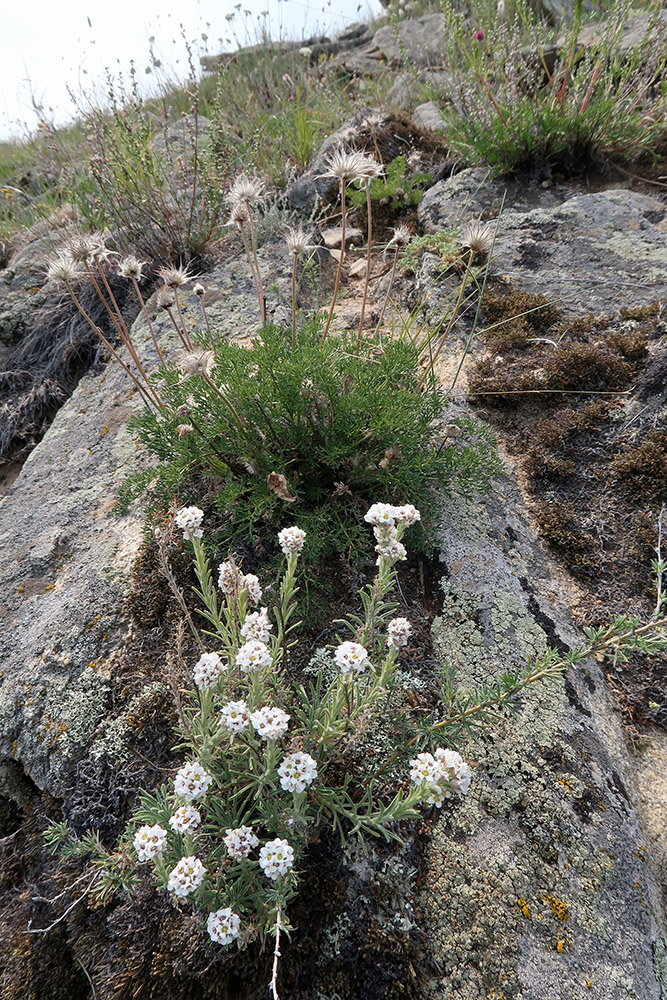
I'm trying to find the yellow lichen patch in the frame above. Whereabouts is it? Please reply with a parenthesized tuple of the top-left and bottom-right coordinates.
(585, 978, 593, 990)
(516, 897, 532, 919)
(543, 894, 569, 921)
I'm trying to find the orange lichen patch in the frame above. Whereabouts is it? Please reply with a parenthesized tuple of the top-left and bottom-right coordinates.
(516, 897, 532, 919)
(543, 894, 569, 921)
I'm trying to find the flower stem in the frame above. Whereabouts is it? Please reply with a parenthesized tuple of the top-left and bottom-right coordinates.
(323, 179, 347, 342)
(355, 178, 373, 357)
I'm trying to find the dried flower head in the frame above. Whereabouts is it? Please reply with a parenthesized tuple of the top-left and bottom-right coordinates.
(323, 148, 377, 183)
(229, 200, 251, 226)
(175, 348, 215, 378)
(459, 219, 496, 257)
(406, 150, 422, 172)
(66, 232, 105, 264)
(118, 254, 146, 281)
(362, 112, 384, 133)
(227, 173, 264, 206)
(284, 224, 312, 257)
(192, 282, 206, 296)
(157, 265, 193, 289)
(156, 286, 176, 311)
(47, 254, 83, 285)
(386, 224, 412, 251)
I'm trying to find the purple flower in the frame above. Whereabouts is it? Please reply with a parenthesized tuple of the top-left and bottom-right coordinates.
(474, 29, 484, 41)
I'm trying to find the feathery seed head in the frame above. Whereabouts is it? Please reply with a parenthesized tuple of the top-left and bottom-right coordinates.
(192, 282, 206, 296)
(229, 200, 251, 226)
(284, 224, 312, 257)
(386, 224, 412, 250)
(47, 254, 84, 285)
(458, 219, 496, 256)
(156, 286, 176, 311)
(227, 173, 264, 206)
(65, 233, 99, 264)
(157, 265, 192, 289)
(175, 348, 215, 378)
(323, 148, 375, 183)
(118, 254, 146, 281)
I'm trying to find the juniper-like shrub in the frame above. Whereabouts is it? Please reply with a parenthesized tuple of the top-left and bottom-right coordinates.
(116, 317, 500, 563)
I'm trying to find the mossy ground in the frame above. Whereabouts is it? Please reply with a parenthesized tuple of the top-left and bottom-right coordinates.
(468, 286, 667, 732)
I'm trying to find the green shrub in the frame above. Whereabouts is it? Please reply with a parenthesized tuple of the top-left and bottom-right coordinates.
(116, 318, 501, 564)
(436, 0, 667, 176)
(348, 154, 433, 211)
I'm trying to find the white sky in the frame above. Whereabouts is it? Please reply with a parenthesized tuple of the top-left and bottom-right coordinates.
(0, 0, 381, 141)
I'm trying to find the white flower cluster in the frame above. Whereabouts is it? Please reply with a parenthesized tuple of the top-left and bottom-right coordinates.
(193, 651, 225, 690)
(387, 617, 412, 650)
(169, 805, 201, 835)
(174, 761, 213, 802)
(250, 706, 290, 741)
(278, 751, 318, 793)
(207, 907, 241, 945)
(277, 525, 307, 556)
(334, 641, 369, 676)
(240, 608, 272, 642)
(175, 505, 204, 541)
(236, 640, 272, 673)
(167, 855, 207, 897)
(364, 502, 420, 565)
(218, 560, 242, 594)
(242, 573, 262, 605)
(220, 699, 250, 734)
(409, 748, 472, 807)
(133, 824, 167, 861)
(258, 838, 294, 879)
(224, 825, 260, 859)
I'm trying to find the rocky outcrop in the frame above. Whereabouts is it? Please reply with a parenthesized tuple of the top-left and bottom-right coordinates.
(1, 170, 666, 997)
(419, 174, 667, 317)
(422, 484, 666, 999)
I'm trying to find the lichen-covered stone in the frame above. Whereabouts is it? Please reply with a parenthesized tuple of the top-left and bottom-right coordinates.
(419, 481, 666, 998)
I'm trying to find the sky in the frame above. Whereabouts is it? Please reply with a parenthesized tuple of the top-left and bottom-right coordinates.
(0, 0, 381, 141)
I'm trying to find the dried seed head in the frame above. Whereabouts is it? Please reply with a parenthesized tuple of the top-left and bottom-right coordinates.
(47, 254, 84, 284)
(65, 233, 99, 264)
(157, 265, 192, 289)
(229, 200, 251, 226)
(459, 219, 496, 256)
(175, 347, 215, 377)
(362, 113, 384, 134)
(176, 423, 194, 439)
(323, 148, 377, 183)
(357, 153, 384, 179)
(156, 286, 176, 311)
(227, 173, 264, 207)
(118, 254, 146, 281)
(284, 224, 312, 257)
(192, 282, 206, 296)
(406, 150, 422, 172)
(386, 224, 412, 250)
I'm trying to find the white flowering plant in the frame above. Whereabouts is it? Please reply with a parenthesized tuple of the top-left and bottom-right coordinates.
(45, 500, 667, 997)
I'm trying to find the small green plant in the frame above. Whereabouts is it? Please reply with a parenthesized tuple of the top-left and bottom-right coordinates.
(115, 318, 500, 563)
(348, 154, 432, 211)
(43, 503, 667, 997)
(436, 0, 667, 175)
